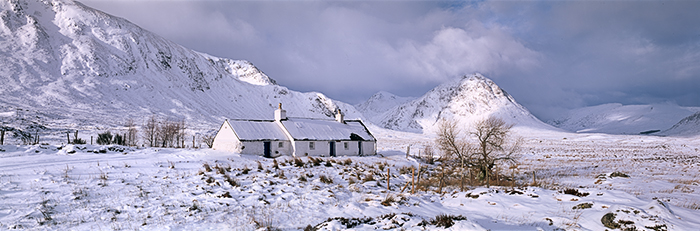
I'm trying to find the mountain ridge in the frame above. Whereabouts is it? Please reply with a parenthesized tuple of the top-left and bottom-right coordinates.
(0, 0, 361, 134)
(358, 74, 554, 134)
(548, 103, 700, 135)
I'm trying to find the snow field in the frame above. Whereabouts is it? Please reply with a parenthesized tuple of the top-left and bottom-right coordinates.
(1, 131, 700, 230)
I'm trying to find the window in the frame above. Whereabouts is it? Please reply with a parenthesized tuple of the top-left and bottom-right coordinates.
(344, 142, 348, 150)
(309, 142, 315, 150)
(278, 142, 284, 148)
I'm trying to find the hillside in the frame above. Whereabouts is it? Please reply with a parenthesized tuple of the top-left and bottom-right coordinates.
(355, 91, 415, 123)
(0, 0, 361, 136)
(659, 112, 700, 137)
(361, 74, 553, 134)
(548, 103, 700, 135)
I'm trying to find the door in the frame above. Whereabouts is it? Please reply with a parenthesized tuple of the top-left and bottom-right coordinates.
(358, 141, 363, 156)
(263, 141, 271, 158)
(329, 141, 336, 157)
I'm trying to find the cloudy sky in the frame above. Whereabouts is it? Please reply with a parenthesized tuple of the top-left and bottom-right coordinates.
(81, 0, 700, 121)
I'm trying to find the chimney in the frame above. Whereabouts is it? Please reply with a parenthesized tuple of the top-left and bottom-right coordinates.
(335, 108, 344, 123)
(275, 103, 287, 121)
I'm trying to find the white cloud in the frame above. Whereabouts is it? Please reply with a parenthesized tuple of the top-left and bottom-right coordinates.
(394, 22, 540, 82)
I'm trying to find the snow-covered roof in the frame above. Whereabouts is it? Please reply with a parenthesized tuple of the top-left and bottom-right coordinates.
(281, 118, 375, 141)
(228, 120, 289, 141)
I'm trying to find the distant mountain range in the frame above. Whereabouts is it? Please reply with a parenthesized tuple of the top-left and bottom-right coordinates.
(548, 103, 700, 136)
(1, 0, 698, 139)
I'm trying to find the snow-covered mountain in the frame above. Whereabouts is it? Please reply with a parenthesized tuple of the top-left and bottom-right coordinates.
(355, 91, 414, 122)
(0, 0, 361, 132)
(548, 103, 700, 135)
(659, 112, 700, 137)
(361, 74, 553, 134)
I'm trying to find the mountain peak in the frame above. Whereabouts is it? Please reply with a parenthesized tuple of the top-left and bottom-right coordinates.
(364, 73, 550, 133)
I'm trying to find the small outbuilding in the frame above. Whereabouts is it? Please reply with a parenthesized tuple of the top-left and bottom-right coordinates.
(213, 104, 376, 157)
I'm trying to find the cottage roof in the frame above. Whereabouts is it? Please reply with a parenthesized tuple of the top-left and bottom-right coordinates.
(228, 120, 289, 141)
(281, 118, 375, 141)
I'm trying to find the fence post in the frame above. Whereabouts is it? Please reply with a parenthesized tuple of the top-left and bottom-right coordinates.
(411, 166, 415, 194)
(406, 145, 411, 159)
(387, 168, 390, 191)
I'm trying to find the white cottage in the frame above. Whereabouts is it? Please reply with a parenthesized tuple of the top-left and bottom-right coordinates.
(213, 104, 376, 157)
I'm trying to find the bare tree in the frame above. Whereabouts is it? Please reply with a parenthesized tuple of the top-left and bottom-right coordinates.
(201, 134, 215, 148)
(436, 116, 521, 188)
(436, 119, 471, 169)
(143, 115, 158, 147)
(158, 119, 180, 148)
(125, 119, 138, 146)
(436, 119, 471, 191)
(175, 119, 186, 148)
(470, 116, 521, 187)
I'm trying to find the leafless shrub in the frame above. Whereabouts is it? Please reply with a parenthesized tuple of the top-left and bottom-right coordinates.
(205, 175, 215, 184)
(272, 159, 280, 170)
(203, 162, 212, 172)
(294, 157, 305, 167)
(241, 166, 251, 175)
(422, 145, 436, 164)
(215, 164, 230, 175)
(319, 175, 333, 184)
(223, 174, 239, 187)
(201, 134, 214, 148)
(573, 202, 593, 210)
(377, 162, 386, 171)
(219, 191, 232, 198)
(310, 157, 322, 166)
(562, 188, 589, 197)
(98, 170, 108, 187)
(610, 171, 630, 178)
(381, 194, 395, 206)
(363, 174, 375, 183)
(418, 214, 467, 228)
(37, 198, 55, 226)
(276, 170, 286, 179)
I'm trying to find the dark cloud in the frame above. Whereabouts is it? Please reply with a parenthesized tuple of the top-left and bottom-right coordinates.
(82, 0, 700, 121)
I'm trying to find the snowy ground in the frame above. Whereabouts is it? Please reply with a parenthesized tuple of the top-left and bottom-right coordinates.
(1, 130, 699, 230)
